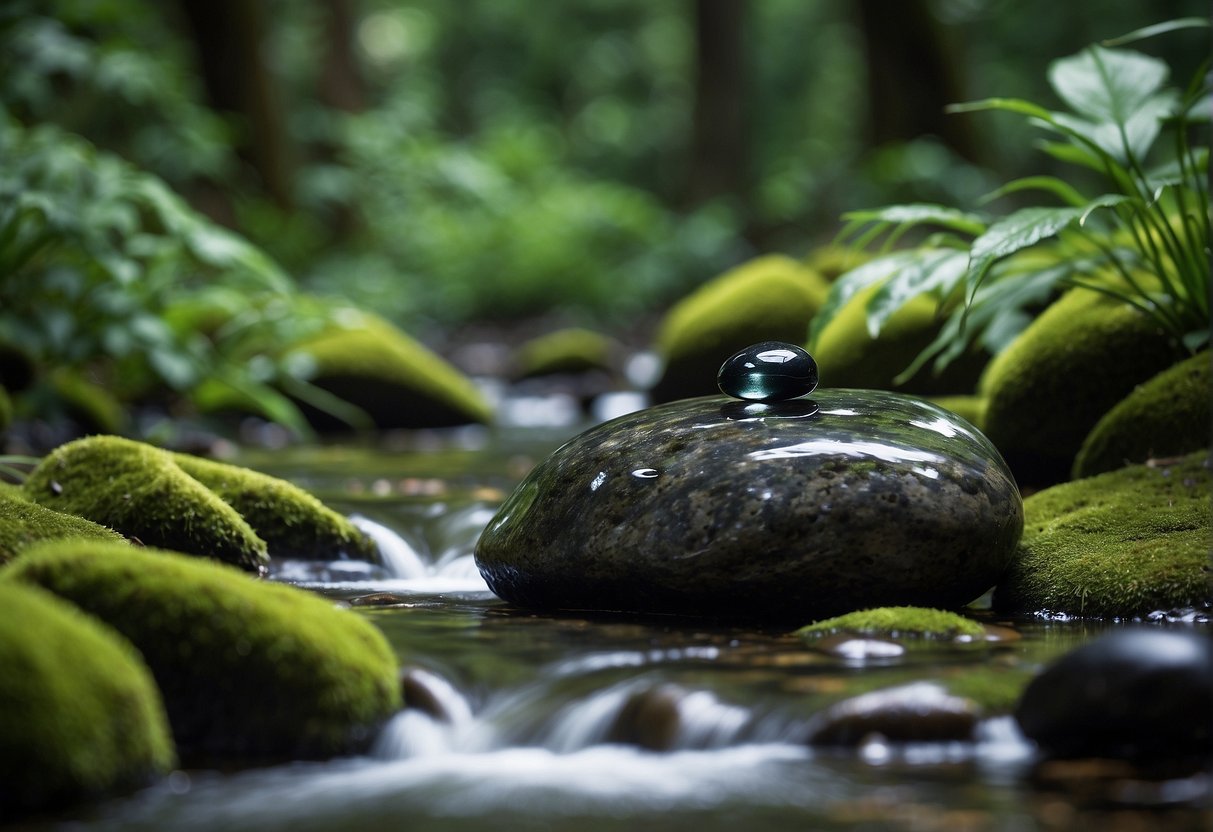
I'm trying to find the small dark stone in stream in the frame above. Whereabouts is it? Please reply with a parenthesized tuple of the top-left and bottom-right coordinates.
(400, 668, 459, 722)
(806, 682, 979, 746)
(717, 341, 818, 402)
(1015, 629, 1213, 761)
(475, 390, 1022, 622)
(607, 684, 685, 751)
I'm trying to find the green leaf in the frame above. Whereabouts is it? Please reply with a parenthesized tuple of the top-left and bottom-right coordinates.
(840, 204, 988, 237)
(1049, 45, 1168, 125)
(807, 251, 921, 349)
(965, 197, 1125, 295)
(980, 176, 1089, 208)
(1102, 18, 1212, 48)
(864, 249, 968, 338)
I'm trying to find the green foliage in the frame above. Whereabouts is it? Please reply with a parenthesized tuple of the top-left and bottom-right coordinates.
(810, 21, 1211, 382)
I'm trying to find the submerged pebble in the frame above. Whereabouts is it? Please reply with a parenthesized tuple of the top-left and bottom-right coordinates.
(717, 341, 819, 402)
(806, 682, 979, 746)
(1015, 628, 1213, 761)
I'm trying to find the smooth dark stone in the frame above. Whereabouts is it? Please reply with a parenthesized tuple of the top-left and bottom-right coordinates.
(475, 391, 1023, 622)
(717, 341, 818, 402)
(1015, 629, 1213, 761)
(607, 684, 686, 751)
(806, 682, 979, 746)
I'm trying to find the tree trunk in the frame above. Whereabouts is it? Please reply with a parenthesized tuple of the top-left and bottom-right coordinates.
(177, 0, 296, 209)
(685, 0, 749, 207)
(855, 0, 980, 163)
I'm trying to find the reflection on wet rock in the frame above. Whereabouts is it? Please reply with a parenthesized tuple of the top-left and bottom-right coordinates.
(476, 391, 1022, 622)
(806, 682, 979, 746)
(1015, 629, 1213, 762)
(810, 634, 906, 661)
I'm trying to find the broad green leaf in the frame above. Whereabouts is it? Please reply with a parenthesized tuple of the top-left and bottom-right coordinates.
(807, 251, 921, 349)
(965, 197, 1126, 295)
(945, 97, 1055, 121)
(840, 204, 987, 237)
(1049, 46, 1168, 125)
(865, 248, 968, 338)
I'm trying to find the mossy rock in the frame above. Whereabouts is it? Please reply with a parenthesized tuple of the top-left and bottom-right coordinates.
(797, 606, 987, 640)
(0, 581, 174, 815)
(803, 244, 874, 283)
(926, 395, 987, 430)
(980, 286, 1186, 487)
(1072, 350, 1211, 479)
(283, 310, 492, 431)
(650, 255, 831, 402)
(0, 490, 127, 565)
(170, 452, 376, 561)
(813, 283, 989, 395)
(992, 451, 1211, 618)
(23, 436, 268, 573)
(512, 328, 617, 379)
(4, 540, 402, 761)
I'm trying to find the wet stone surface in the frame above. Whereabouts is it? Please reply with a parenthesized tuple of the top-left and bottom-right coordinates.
(475, 391, 1023, 623)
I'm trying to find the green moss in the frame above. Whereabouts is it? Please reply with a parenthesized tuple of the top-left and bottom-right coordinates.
(933, 666, 1034, 714)
(513, 328, 616, 378)
(797, 606, 986, 640)
(651, 255, 831, 402)
(0, 491, 127, 565)
(170, 451, 376, 561)
(285, 310, 492, 430)
(813, 283, 988, 395)
(980, 285, 1186, 486)
(49, 368, 127, 435)
(4, 540, 402, 760)
(1073, 350, 1211, 479)
(992, 451, 1211, 618)
(0, 581, 174, 815)
(803, 245, 874, 283)
(23, 436, 268, 573)
(926, 395, 987, 430)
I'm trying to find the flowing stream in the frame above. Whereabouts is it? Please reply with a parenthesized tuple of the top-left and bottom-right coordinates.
(22, 426, 1209, 832)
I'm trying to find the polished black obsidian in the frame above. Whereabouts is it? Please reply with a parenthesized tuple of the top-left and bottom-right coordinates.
(717, 341, 819, 402)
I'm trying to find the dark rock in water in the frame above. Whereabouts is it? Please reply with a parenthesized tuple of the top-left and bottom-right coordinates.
(718, 341, 818, 402)
(806, 682, 979, 746)
(1015, 629, 1213, 761)
(607, 684, 686, 751)
(475, 391, 1022, 622)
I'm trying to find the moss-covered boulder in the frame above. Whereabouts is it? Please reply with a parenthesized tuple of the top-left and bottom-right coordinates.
(23, 436, 268, 573)
(0, 581, 174, 815)
(797, 606, 987, 641)
(650, 255, 831, 402)
(980, 286, 1186, 486)
(927, 395, 986, 430)
(812, 283, 989, 395)
(4, 540, 402, 760)
(170, 452, 376, 561)
(993, 451, 1211, 618)
(512, 328, 618, 379)
(803, 244, 873, 283)
(283, 310, 492, 431)
(0, 489, 127, 565)
(1072, 351, 1211, 479)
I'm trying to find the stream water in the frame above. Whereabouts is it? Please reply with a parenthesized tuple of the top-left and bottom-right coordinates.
(19, 425, 1211, 832)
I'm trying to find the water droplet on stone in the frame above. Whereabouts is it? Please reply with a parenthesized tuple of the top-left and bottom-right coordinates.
(717, 342, 818, 402)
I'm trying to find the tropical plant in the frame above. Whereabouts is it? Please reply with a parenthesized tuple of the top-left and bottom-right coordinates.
(0, 116, 328, 436)
(808, 19, 1211, 384)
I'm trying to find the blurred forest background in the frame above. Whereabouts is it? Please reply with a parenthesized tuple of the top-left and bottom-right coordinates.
(1, 0, 1206, 349)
